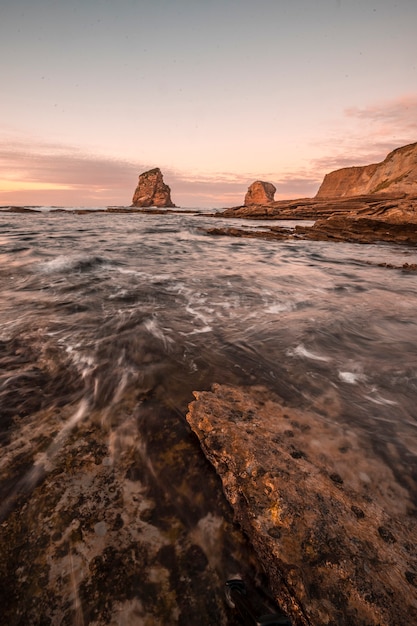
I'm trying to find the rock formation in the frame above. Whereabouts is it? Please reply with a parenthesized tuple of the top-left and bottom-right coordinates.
(131, 167, 175, 208)
(296, 213, 417, 244)
(244, 181, 276, 206)
(187, 384, 417, 626)
(211, 193, 417, 245)
(316, 142, 417, 198)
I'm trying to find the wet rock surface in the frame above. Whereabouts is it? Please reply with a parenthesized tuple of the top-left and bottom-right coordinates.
(187, 384, 417, 626)
(0, 358, 263, 625)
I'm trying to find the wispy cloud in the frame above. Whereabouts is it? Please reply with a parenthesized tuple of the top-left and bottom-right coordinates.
(0, 141, 317, 207)
(0, 143, 139, 189)
(345, 95, 417, 131)
(0, 142, 160, 206)
(308, 94, 417, 178)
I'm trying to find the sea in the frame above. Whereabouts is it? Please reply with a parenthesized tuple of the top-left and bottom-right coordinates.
(1, 207, 417, 625)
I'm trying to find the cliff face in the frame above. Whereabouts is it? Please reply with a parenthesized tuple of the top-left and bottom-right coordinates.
(244, 181, 276, 205)
(316, 142, 417, 198)
(132, 168, 175, 208)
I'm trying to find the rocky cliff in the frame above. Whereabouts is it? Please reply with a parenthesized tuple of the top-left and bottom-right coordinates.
(316, 142, 417, 198)
(132, 168, 175, 208)
(244, 180, 276, 205)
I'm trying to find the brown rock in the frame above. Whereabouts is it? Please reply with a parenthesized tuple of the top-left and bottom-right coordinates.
(316, 142, 417, 198)
(131, 167, 176, 208)
(187, 384, 417, 626)
(244, 181, 276, 206)
(298, 214, 417, 244)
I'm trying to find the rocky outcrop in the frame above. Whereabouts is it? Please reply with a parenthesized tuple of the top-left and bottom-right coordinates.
(132, 168, 175, 208)
(296, 214, 417, 244)
(244, 181, 276, 205)
(316, 142, 417, 198)
(187, 384, 417, 626)
(210, 194, 417, 245)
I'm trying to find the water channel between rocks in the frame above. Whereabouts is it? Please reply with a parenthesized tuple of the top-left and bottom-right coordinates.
(1, 210, 416, 624)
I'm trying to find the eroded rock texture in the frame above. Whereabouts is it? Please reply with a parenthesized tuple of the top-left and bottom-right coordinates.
(244, 181, 276, 205)
(132, 167, 175, 207)
(316, 142, 417, 198)
(212, 194, 417, 245)
(187, 384, 417, 626)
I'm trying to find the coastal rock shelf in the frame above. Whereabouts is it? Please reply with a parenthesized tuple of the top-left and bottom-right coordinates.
(217, 193, 417, 222)
(210, 194, 417, 246)
(215, 142, 417, 244)
(187, 384, 417, 626)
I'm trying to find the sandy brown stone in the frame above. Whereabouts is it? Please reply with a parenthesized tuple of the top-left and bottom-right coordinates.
(244, 181, 276, 206)
(298, 214, 417, 244)
(316, 142, 417, 198)
(187, 384, 417, 626)
(219, 193, 417, 223)
(211, 194, 417, 245)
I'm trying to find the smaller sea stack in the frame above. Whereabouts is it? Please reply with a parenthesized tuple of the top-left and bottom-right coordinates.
(244, 181, 276, 206)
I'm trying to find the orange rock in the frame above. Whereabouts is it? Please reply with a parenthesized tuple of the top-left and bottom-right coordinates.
(187, 384, 417, 626)
(316, 142, 417, 198)
(132, 167, 176, 208)
(244, 180, 276, 206)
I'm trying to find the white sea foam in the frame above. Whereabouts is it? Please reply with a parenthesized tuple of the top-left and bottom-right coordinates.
(168, 281, 216, 330)
(143, 317, 173, 348)
(37, 254, 108, 274)
(59, 340, 96, 378)
(185, 302, 213, 326)
(180, 325, 213, 335)
(265, 302, 293, 314)
(113, 267, 145, 277)
(338, 371, 367, 384)
(288, 344, 331, 362)
(37, 255, 74, 273)
(364, 390, 398, 406)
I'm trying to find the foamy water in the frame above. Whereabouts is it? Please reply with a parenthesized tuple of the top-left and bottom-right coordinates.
(1, 209, 417, 624)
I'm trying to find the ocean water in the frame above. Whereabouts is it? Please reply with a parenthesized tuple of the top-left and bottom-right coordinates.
(1, 208, 417, 624)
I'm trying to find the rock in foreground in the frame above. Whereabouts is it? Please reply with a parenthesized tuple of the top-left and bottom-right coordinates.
(132, 167, 176, 207)
(244, 181, 276, 205)
(187, 384, 417, 626)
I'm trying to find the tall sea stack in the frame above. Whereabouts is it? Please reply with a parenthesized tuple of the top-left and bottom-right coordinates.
(132, 168, 176, 208)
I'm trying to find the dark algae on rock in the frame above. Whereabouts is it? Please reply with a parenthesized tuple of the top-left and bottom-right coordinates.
(187, 384, 417, 626)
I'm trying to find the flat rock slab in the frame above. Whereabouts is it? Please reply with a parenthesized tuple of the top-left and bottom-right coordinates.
(187, 384, 417, 625)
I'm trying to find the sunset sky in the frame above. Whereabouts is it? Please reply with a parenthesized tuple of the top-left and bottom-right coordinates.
(1, 0, 416, 207)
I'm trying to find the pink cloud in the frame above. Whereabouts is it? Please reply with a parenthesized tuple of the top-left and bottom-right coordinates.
(0, 144, 140, 189)
(343, 94, 417, 152)
(307, 95, 417, 179)
(0, 142, 321, 207)
(345, 95, 417, 129)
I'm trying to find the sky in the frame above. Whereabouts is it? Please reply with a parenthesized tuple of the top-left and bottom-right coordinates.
(1, 0, 416, 208)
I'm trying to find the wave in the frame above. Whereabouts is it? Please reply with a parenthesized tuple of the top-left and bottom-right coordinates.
(37, 254, 114, 274)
